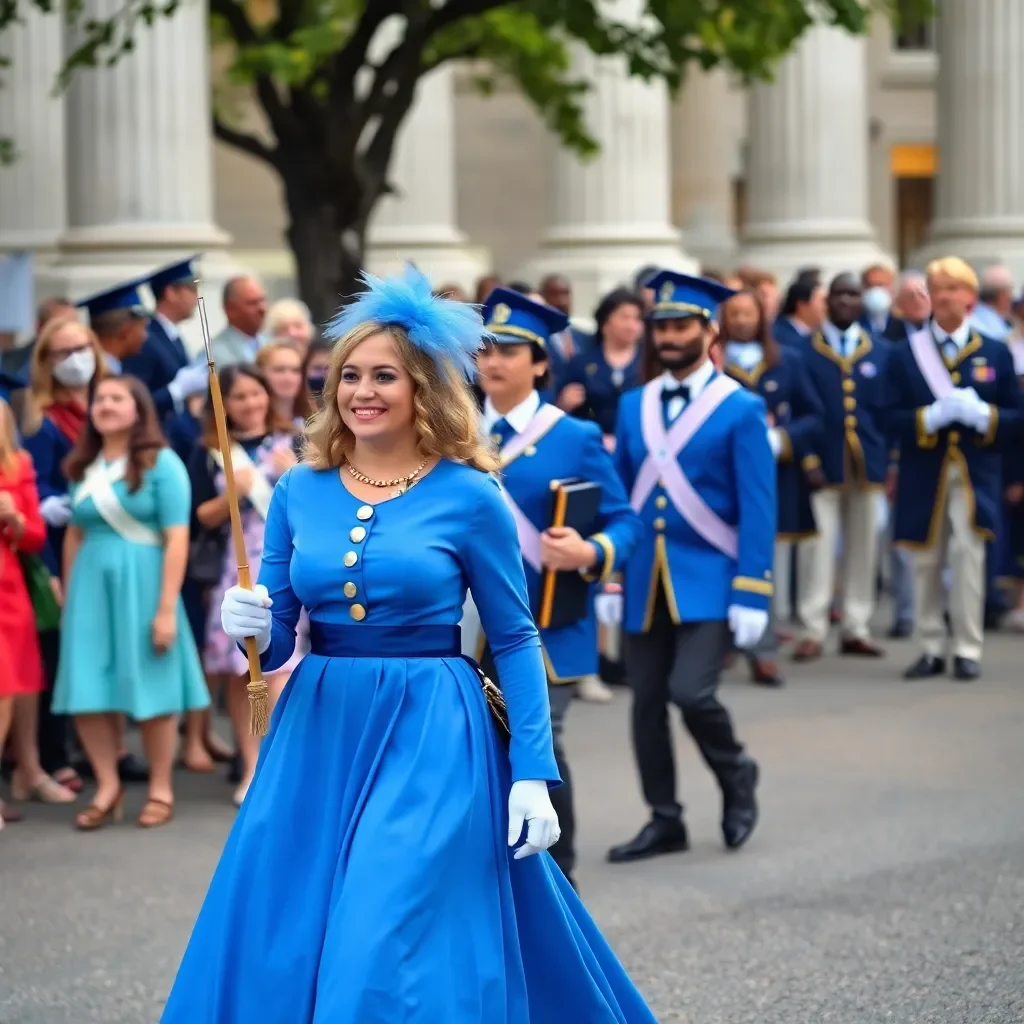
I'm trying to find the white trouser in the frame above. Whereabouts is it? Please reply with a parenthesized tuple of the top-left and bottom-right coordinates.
(910, 461, 986, 661)
(798, 486, 880, 644)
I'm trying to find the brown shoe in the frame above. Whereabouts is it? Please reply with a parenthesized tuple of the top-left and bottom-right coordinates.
(792, 640, 823, 662)
(840, 636, 885, 657)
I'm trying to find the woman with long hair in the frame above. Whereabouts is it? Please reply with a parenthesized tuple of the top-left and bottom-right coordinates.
(187, 364, 300, 806)
(9, 316, 106, 805)
(0, 399, 48, 831)
(718, 288, 824, 682)
(160, 267, 657, 1024)
(54, 376, 209, 829)
(256, 339, 313, 432)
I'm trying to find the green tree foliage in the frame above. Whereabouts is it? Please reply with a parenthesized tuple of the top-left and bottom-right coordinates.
(0, 0, 932, 319)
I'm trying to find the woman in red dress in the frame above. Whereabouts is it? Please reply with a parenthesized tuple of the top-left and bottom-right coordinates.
(0, 398, 47, 829)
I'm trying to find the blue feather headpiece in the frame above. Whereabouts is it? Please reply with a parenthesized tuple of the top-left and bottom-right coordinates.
(324, 264, 484, 379)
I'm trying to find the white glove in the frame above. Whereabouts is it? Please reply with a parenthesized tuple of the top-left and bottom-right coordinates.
(507, 779, 560, 860)
(39, 494, 72, 527)
(922, 397, 955, 434)
(963, 390, 994, 433)
(767, 427, 783, 460)
(728, 604, 769, 649)
(220, 583, 272, 654)
(939, 387, 985, 428)
(167, 362, 209, 405)
(594, 592, 623, 626)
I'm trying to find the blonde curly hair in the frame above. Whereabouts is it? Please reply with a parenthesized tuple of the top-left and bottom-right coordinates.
(302, 321, 498, 473)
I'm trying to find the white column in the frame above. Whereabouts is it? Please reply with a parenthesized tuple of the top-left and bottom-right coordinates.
(56, 0, 233, 340)
(671, 67, 739, 271)
(367, 64, 488, 291)
(521, 0, 693, 324)
(915, 0, 1024, 276)
(739, 23, 888, 282)
(0, 8, 67, 296)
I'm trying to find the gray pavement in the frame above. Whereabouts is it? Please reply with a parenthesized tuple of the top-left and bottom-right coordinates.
(2, 630, 1024, 1023)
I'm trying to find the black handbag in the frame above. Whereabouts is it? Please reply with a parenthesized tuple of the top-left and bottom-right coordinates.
(186, 523, 228, 586)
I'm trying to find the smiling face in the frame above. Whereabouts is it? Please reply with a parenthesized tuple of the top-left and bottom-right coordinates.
(90, 378, 138, 436)
(224, 371, 270, 436)
(336, 331, 416, 443)
(263, 346, 304, 403)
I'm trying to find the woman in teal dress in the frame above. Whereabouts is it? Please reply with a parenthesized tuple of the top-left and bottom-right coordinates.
(54, 376, 209, 830)
(160, 267, 658, 1023)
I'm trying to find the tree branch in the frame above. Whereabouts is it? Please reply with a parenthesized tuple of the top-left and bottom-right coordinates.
(212, 115, 280, 170)
(422, 0, 509, 39)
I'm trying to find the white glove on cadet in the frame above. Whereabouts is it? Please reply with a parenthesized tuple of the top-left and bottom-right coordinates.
(922, 396, 956, 434)
(39, 494, 72, 527)
(167, 362, 210, 405)
(220, 584, 273, 654)
(508, 779, 560, 860)
(728, 604, 769, 650)
(767, 427, 784, 460)
(594, 592, 623, 626)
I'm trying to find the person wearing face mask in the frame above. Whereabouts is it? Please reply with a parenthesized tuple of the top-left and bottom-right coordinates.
(860, 264, 906, 343)
(719, 289, 825, 687)
(301, 339, 332, 410)
(607, 271, 775, 864)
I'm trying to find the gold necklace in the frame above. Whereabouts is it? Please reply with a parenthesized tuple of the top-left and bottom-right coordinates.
(346, 457, 428, 491)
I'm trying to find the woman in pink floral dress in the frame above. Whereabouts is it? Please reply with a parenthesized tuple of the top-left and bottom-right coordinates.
(186, 365, 302, 805)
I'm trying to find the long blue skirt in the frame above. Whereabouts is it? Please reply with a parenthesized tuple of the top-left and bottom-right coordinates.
(160, 652, 657, 1022)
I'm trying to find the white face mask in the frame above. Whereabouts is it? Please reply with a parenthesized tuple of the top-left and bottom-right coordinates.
(52, 348, 97, 387)
(863, 286, 892, 317)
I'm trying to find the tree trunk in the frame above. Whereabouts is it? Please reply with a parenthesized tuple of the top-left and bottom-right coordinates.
(284, 188, 368, 330)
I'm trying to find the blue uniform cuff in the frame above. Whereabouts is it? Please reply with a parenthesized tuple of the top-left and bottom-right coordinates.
(580, 533, 615, 584)
(731, 576, 773, 612)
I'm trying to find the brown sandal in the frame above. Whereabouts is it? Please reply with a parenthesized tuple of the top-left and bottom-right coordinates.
(137, 798, 174, 829)
(75, 790, 124, 831)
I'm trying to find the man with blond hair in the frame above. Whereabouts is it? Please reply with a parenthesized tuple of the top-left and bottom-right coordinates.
(882, 256, 1023, 681)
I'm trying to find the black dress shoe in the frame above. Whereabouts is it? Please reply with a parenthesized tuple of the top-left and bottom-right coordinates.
(888, 621, 912, 639)
(903, 654, 945, 680)
(117, 753, 150, 783)
(607, 816, 689, 863)
(751, 659, 785, 688)
(952, 657, 981, 681)
(722, 759, 759, 850)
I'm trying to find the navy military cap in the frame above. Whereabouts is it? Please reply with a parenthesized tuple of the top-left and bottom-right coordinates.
(482, 287, 569, 350)
(149, 255, 200, 296)
(645, 270, 737, 322)
(76, 279, 149, 322)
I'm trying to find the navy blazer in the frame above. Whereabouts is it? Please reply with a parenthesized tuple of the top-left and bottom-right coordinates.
(121, 318, 189, 418)
(772, 317, 812, 350)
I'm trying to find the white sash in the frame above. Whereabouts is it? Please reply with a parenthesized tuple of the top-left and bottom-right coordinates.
(74, 456, 162, 547)
(908, 327, 955, 400)
(210, 442, 274, 521)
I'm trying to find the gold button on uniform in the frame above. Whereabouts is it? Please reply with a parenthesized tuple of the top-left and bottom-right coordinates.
(653, 517, 666, 531)
(356, 505, 374, 521)
(844, 396, 856, 411)
(343, 582, 357, 598)
(344, 551, 358, 567)
(948, 430, 960, 446)
(655, 495, 668, 509)
(951, 372, 961, 384)
(525, 445, 537, 457)
(349, 604, 366, 621)
(843, 379, 855, 393)
(350, 526, 366, 543)
(845, 414, 857, 428)
(490, 433, 502, 446)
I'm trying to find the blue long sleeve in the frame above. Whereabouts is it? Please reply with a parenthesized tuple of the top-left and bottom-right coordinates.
(730, 396, 777, 612)
(461, 475, 560, 786)
(577, 423, 643, 578)
(252, 469, 303, 672)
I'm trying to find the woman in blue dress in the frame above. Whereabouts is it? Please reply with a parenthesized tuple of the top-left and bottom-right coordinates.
(160, 267, 658, 1023)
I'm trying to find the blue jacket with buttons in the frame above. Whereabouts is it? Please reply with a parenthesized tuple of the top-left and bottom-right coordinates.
(881, 331, 1024, 545)
(799, 328, 892, 486)
(613, 377, 777, 633)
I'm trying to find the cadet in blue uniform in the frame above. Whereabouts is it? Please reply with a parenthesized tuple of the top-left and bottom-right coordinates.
(720, 288, 824, 687)
(122, 256, 208, 420)
(883, 257, 1024, 681)
(608, 271, 775, 863)
(76, 279, 151, 375)
(473, 287, 643, 886)
(793, 273, 889, 661)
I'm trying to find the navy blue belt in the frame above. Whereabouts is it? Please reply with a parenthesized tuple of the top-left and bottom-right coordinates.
(308, 621, 462, 659)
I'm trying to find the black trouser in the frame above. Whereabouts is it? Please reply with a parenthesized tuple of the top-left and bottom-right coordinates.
(36, 628, 72, 775)
(480, 647, 576, 882)
(623, 588, 746, 820)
